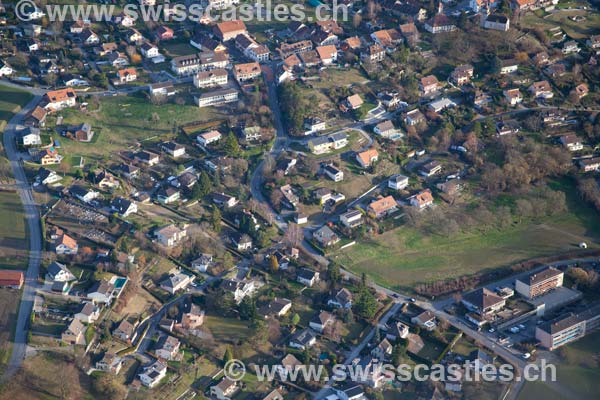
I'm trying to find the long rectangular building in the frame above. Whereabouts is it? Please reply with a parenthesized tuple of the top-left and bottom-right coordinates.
(0, 270, 24, 289)
(195, 89, 239, 108)
(536, 303, 600, 350)
(515, 267, 563, 299)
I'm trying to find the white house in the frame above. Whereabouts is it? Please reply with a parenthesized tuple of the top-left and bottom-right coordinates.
(74, 302, 100, 323)
(46, 261, 76, 282)
(388, 174, 409, 190)
(155, 225, 187, 247)
(197, 130, 222, 147)
(139, 361, 167, 388)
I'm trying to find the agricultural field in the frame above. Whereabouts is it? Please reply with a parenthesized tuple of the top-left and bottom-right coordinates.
(0, 84, 33, 130)
(0, 288, 20, 375)
(0, 191, 27, 267)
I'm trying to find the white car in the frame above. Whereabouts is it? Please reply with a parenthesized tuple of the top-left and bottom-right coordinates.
(522, 353, 531, 359)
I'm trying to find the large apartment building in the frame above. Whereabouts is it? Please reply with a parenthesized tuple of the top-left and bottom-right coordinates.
(515, 267, 563, 299)
(536, 303, 600, 350)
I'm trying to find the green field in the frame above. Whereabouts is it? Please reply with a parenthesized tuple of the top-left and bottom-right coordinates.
(46, 95, 228, 165)
(335, 184, 600, 291)
(518, 331, 600, 399)
(0, 191, 27, 253)
(0, 84, 33, 130)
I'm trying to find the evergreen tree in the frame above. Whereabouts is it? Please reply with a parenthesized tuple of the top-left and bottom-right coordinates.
(223, 346, 233, 365)
(223, 132, 240, 157)
(211, 206, 222, 233)
(270, 255, 279, 272)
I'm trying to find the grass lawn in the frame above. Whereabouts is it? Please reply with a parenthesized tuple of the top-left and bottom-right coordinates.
(0, 191, 27, 253)
(48, 95, 227, 166)
(334, 181, 600, 291)
(521, 9, 600, 40)
(0, 84, 33, 130)
(518, 382, 567, 400)
(202, 315, 254, 342)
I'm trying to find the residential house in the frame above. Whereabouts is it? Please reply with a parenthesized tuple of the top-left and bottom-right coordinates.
(386, 321, 410, 341)
(113, 319, 137, 342)
(149, 81, 176, 97)
(503, 88, 522, 105)
(74, 302, 100, 323)
(571, 83, 589, 100)
(161, 141, 186, 158)
(297, 268, 320, 287)
(373, 120, 399, 139)
(496, 120, 520, 136)
(360, 44, 386, 63)
(64, 123, 93, 142)
(313, 225, 340, 247)
(307, 133, 348, 154)
(258, 298, 292, 318)
(400, 22, 419, 45)
(43, 88, 77, 111)
(53, 230, 78, 255)
(160, 271, 194, 294)
(316, 45, 338, 65)
(405, 109, 426, 126)
(562, 40, 580, 54)
(289, 328, 317, 350)
(328, 288, 353, 309)
(371, 338, 393, 359)
(231, 232, 252, 251)
(141, 42, 161, 59)
(280, 184, 299, 208)
(388, 174, 409, 191)
(356, 148, 379, 168)
(220, 279, 258, 303)
(411, 310, 436, 330)
(310, 311, 335, 333)
(20, 127, 41, 146)
(346, 94, 364, 110)
(115, 67, 137, 84)
(155, 335, 180, 360)
(191, 254, 213, 272)
(323, 164, 344, 182)
(340, 209, 363, 229)
(212, 192, 238, 208)
(155, 25, 174, 41)
(87, 280, 115, 304)
(139, 361, 167, 388)
(367, 196, 398, 219)
(116, 163, 139, 179)
(500, 59, 518, 74)
(560, 134, 584, 152)
(578, 157, 600, 173)
(451, 64, 474, 86)
(180, 303, 205, 330)
(69, 185, 99, 203)
(46, 261, 76, 282)
(409, 189, 434, 209)
(0, 60, 13, 77)
(197, 130, 222, 146)
(419, 160, 442, 177)
(36, 167, 61, 185)
(96, 353, 123, 375)
(424, 12, 457, 34)
(210, 377, 239, 400)
(529, 80, 553, 99)
(155, 225, 187, 247)
(62, 319, 85, 345)
(420, 75, 439, 97)
(134, 150, 160, 166)
(24, 106, 47, 127)
(80, 28, 100, 46)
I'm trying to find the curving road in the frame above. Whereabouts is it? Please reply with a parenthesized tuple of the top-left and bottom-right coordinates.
(1, 95, 44, 380)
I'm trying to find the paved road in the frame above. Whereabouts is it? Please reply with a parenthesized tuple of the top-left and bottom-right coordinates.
(1, 95, 44, 380)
